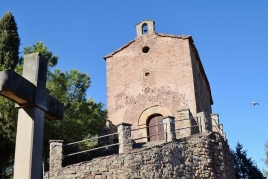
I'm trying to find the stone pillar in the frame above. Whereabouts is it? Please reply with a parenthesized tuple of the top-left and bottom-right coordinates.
(211, 114, 220, 133)
(49, 140, 63, 172)
(117, 123, 133, 154)
(197, 112, 211, 133)
(219, 124, 227, 140)
(223, 132, 227, 141)
(211, 114, 219, 124)
(177, 109, 192, 138)
(162, 116, 176, 142)
(177, 108, 191, 119)
(219, 124, 223, 135)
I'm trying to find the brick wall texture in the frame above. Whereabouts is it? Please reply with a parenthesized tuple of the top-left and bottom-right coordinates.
(104, 30, 213, 133)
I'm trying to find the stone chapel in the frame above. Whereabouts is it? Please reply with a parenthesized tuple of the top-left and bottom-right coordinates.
(46, 20, 234, 179)
(104, 20, 223, 142)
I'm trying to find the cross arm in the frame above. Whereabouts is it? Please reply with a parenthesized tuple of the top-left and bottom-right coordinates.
(0, 69, 35, 105)
(0, 70, 63, 120)
(46, 96, 64, 120)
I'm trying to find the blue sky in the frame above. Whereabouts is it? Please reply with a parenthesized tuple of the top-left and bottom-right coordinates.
(1, 1, 268, 171)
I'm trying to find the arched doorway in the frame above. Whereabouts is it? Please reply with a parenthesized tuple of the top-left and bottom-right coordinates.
(147, 114, 165, 141)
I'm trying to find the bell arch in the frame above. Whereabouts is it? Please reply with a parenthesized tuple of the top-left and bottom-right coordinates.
(135, 20, 155, 37)
(142, 23, 148, 34)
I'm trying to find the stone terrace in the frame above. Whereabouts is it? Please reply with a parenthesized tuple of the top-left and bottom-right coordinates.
(44, 132, 235, 179)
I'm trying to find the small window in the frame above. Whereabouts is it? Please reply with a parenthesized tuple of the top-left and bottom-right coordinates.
(142, 46, 150, 53)
(142, 23, 148, 35)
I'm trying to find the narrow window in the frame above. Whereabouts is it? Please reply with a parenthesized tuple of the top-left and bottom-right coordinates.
(142, 23, 148, 35)
(144, 71, 151, 84)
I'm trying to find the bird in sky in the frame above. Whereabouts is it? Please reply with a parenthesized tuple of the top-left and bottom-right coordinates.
(251, 102, 259, 106)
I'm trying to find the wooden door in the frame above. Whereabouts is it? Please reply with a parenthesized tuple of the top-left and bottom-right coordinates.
(148, 115, 165, 141)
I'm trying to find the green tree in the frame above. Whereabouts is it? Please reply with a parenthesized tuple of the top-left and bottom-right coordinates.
(0, 9, 106, 170)
(23, 42, 106, 165)
(0, 97, 17, 168)
(0, 36, 106, 169)
(23, 41, 58, 68)
(231, 142, 265, 179)
(0, 12, 105, 168)
(0, 12, 20, 70)
(0, 12, 20, 169)
(264, 141, 268, 177)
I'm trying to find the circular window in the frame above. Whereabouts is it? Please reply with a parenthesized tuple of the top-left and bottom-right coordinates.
(142, 46, 150, 53)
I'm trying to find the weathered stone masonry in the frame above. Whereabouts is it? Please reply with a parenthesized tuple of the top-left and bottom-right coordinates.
(45, 20, 234, 179)
(45, 132, 235, 179)
(49, 140, 64, 173)
(104, 20, 215, 142)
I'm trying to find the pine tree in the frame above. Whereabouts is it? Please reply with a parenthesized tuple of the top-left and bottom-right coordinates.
(231, 142, 265, 179)
(264, 141, 268, 177)
(0, 11, 20, 169)
(24, 42, 107, 166)
(0, 12, 106, 170)
(0, 12, 20, 70)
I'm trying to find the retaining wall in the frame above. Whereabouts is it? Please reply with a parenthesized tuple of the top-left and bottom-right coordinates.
(45, 132, 234, 179)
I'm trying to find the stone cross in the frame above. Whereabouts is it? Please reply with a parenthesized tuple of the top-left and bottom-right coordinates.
(0, 53, 63, 179)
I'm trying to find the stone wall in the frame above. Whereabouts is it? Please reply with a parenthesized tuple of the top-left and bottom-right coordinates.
(45, 132, 235, 179)
(105, 33, 196, 128)
(104, 26, 214, 129)
(190, 43, 213, 114)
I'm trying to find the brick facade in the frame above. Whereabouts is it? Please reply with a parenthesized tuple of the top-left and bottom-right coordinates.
(46, 21, 233, 178)
(104, 20, 213, 141)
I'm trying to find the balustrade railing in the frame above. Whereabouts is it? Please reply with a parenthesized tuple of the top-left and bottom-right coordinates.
(49, 115, 226, 171)
(131, 122, 167, 142)
(63, 132, 119, 157)
(175, 124, 201, 131)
